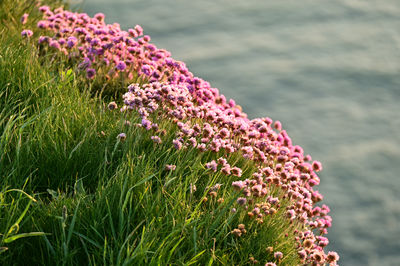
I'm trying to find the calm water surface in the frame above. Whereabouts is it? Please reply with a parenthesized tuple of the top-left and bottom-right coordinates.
(78, 0, 400, 265)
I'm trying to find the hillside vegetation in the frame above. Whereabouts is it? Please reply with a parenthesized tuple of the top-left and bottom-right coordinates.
(0, 0, 338, 265)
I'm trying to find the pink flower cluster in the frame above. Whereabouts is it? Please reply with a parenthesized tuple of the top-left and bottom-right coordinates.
(32, 6, 173, 81)
(122, 80, 338, 264)
(26, 5, 339, 265)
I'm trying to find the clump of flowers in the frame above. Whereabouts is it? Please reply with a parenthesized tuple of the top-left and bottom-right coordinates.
(30, 6, 177, 82)
(25, 5, 339, 265)
(231, 223, 247, 237)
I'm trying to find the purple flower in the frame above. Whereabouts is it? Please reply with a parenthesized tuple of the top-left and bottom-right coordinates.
(134, 24, 143, 36)
(49, 40, 61, 50)
(67, 36, 77, 48)
(117, 133, 126, 141)
(38, 36, 49, 44)
(165, 164, 176, 171)
(108, 101, 117, 110)
(274, 251, 283, 260)
(94, 13, 105, 21)
(205, 160, 218, 172)
(86, 68, 96, 79)
(20, 13, 29, 25)
(172, 138, 183, 150)
(116, 61, 127, 71)
(232, 181, 246, 190)
(236, 197, 247, 205)
(274, 120, 282, 131)
(21, 29, 33, 38)
(231, 167, 242, 177)
(141, 65, 151, 76)
(151, 136, 162, 144)
(312, 160, 323, 172)
(38, 6, 50, 13)
(78, 57, 92, 70)
(141, 119, 152, 130)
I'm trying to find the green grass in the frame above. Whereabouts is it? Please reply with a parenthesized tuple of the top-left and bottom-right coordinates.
(0, 0, 302, 265)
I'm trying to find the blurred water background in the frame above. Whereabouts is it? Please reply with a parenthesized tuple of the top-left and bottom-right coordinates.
(77, 0, 400, 265)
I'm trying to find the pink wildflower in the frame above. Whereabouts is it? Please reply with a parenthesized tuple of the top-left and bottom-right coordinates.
(86, 68, 96, 79)
(273, 120, 282, 131)
(20, 13, 29, 24)
(236, 197, 247, 205)
(165, 164, 176, 171)
(221, 165, 231, 175)
(108, 101, 117, 110)
(231, 167, 242, 177)
(232, 181, 246, 190)
(172, 138, 183, 150)
(205, 160, 218, 172)
(151, 136, 162, 144)
(117, 133, 126, 142)
(21, 29, 33, 37)
(312, 160, 323, 172)
(116, 61, 127, 71)
(274, 251, 283, 260)
(326, 251, 339, 263)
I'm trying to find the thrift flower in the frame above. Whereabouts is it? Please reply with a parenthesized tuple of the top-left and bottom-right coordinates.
(108, 101, 117, 110)
(117, 133, 126, 142)
(165, 164, 176, 171)
(20, 13, 29, 24)
(86, 68, 96, 79)
(274, 251, 283, 260)
(151, 136, 162, 144)
(21, 29, 33, 37)
(116, 61, 127, 71)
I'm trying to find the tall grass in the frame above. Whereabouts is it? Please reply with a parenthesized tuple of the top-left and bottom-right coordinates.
(0, 0, 302, 265)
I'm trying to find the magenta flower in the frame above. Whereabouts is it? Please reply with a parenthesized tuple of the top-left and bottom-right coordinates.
(38, 36, 49, 44)
(134, 25, 143, 36)
(326, 251, 339, 263)
(117, 133, 126, 142)
(205, 160, 218, 172)
(274, 251, 283, 260)
(172, 138, 183, 150)
(20, 13, 29, 24)
(108, 101, 117, 110)
(312, 160, 323, 172)
(94, 12, 105, 21)
(67, 36, 77, 48)
(236, 197, 247, 205)
(151, 136, 162, 144)
(116, 61, 127, 71)
(273, 120, 282, 131)
(86, 68, 96, 79)
(221, 165, 231, 175)
(232, 181, 246, 190)
(141, 119, 152, 130)
(231, 167, 242, 177)
(165, 164, 176, 171)
(21, 29, 33, 38)
(38, 5, 50, 13)
(141, 65, 151, 76)
(49, 40, 61, 50)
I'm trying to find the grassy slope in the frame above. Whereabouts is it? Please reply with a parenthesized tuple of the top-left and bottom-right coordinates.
(0, 1, 301, 265)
